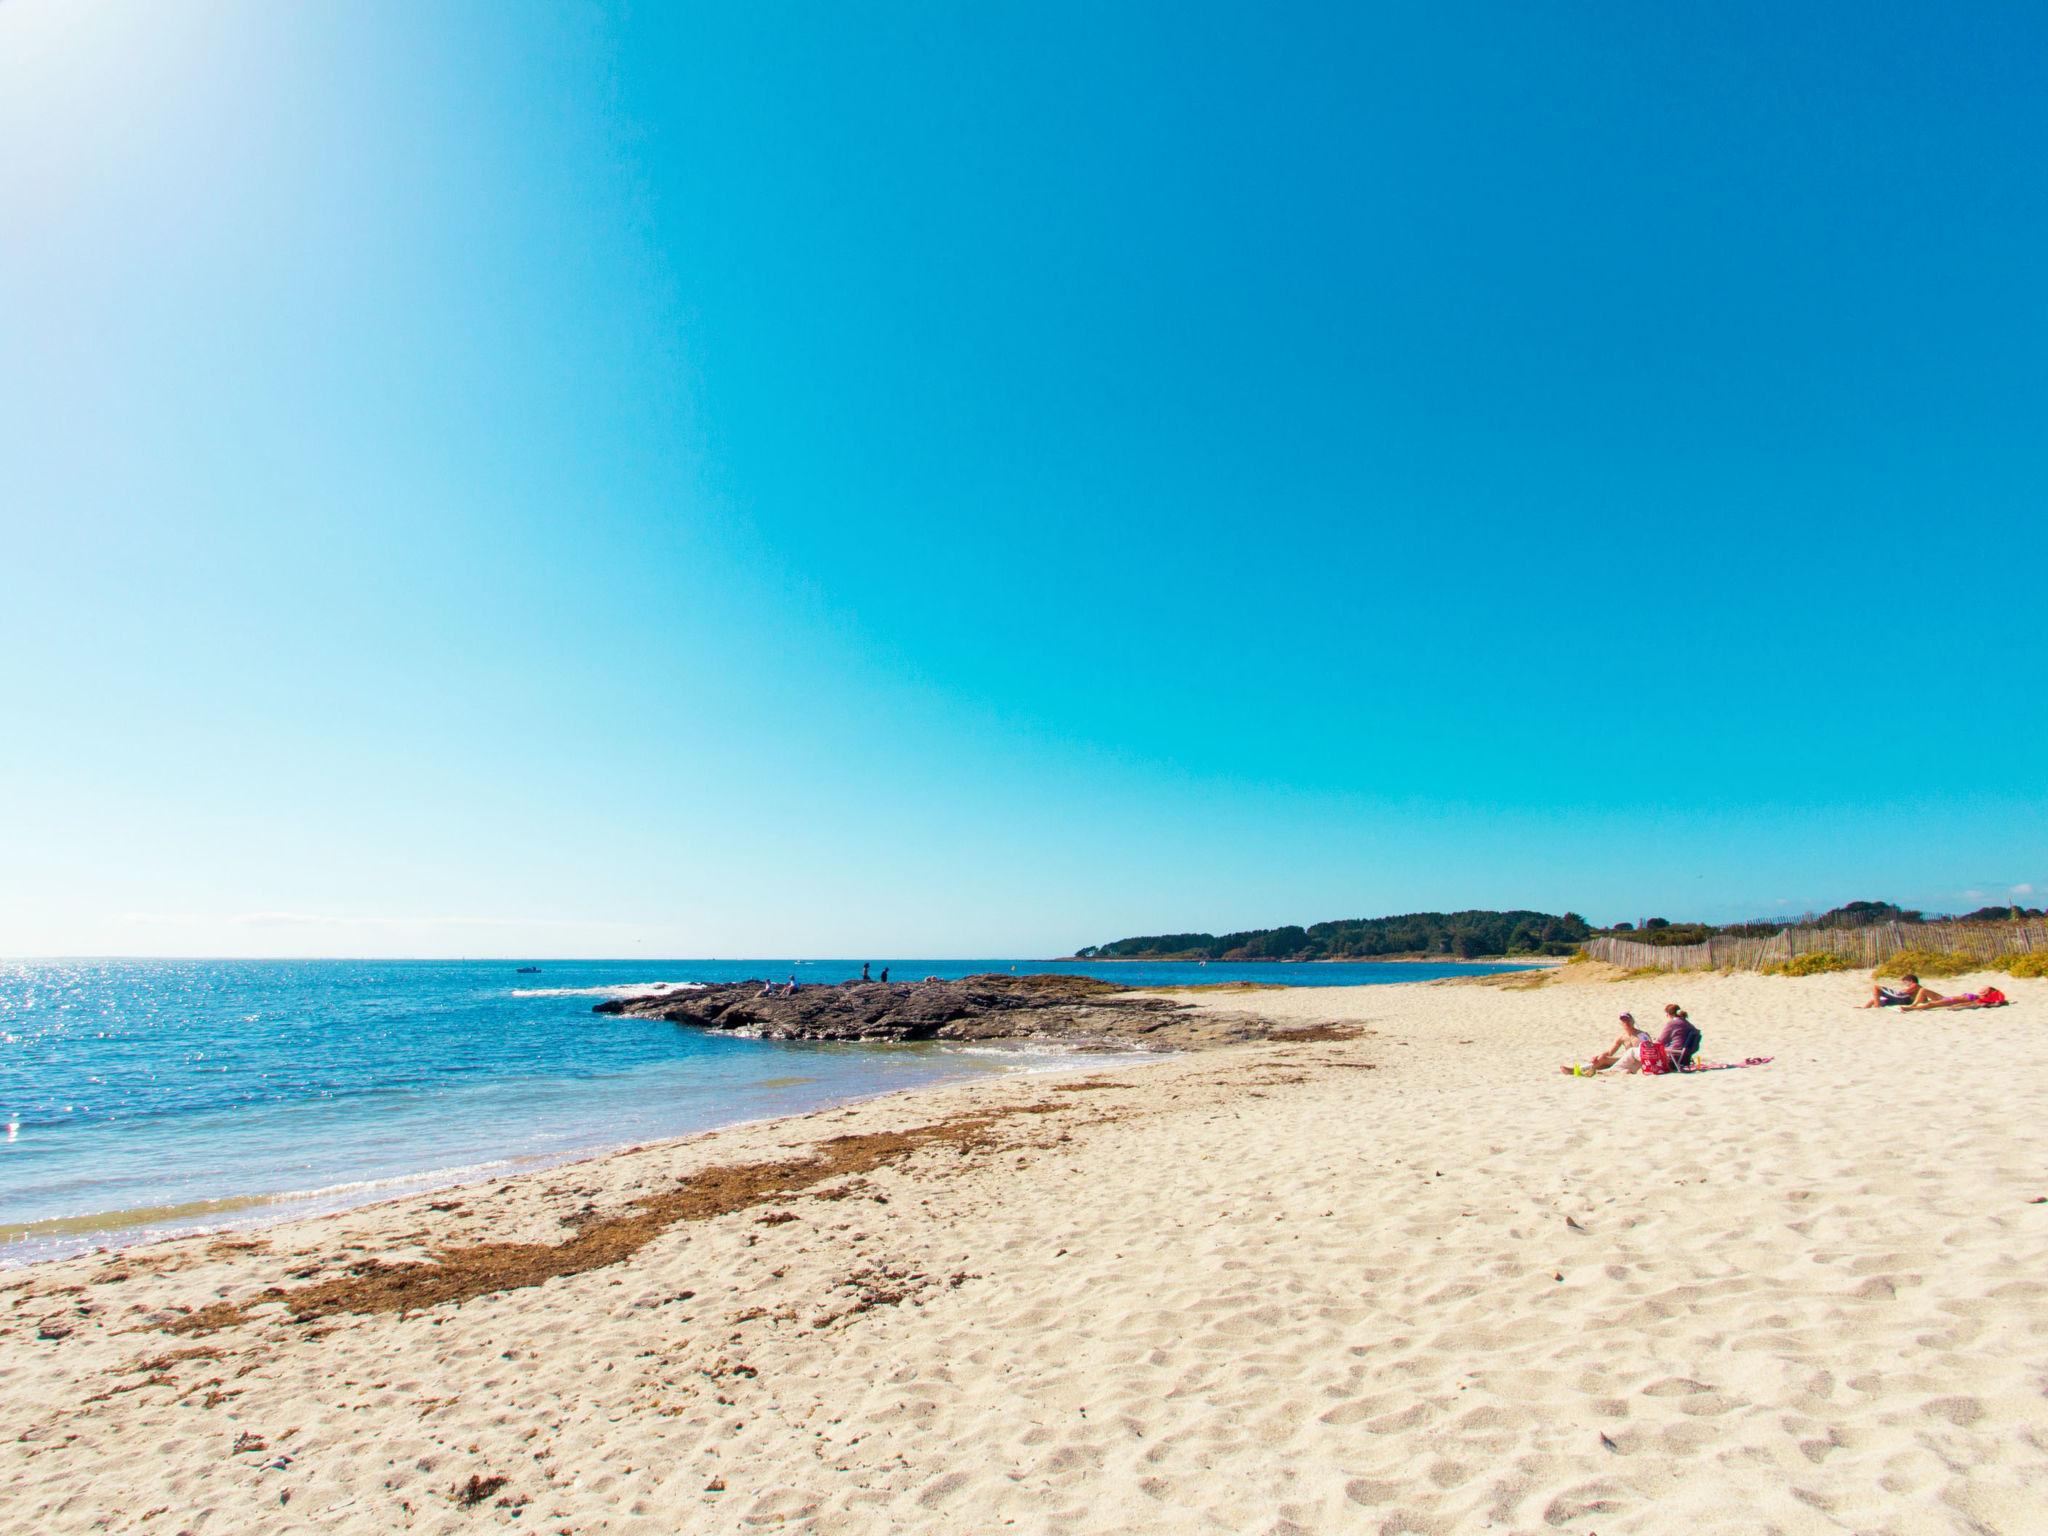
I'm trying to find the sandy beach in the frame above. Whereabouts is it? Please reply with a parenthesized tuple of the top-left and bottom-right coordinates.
(4, 967, 2045, 1535)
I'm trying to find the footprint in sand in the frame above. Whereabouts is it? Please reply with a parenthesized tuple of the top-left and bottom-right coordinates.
(1798, 1428, 1848, 1463)
(1539, 1481, 1626, 1525)
(1343, 1476, 1401, 1505)
(1921, 1395, 1983, 1426)
(1364, 1402, 1440, 1434)
(1641, 1376, 1715, 1397)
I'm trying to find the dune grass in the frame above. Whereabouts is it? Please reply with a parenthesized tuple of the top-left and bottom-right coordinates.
(1762, 952, 1855, 976)
(1874, 948, 1983, 979)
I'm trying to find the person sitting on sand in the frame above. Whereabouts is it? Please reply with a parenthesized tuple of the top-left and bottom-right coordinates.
(1562, 1015, 1651, 1076)
(1657, 1004, 1702, 1068)
(1863, 974, 1925, 1008)
(1903, 985, 2008, 1010)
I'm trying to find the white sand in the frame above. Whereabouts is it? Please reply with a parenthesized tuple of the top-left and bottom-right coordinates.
(4, 968, 2045, 1534)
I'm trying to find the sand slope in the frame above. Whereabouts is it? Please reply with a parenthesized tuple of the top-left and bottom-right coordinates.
(3, 970, 2045, 1534)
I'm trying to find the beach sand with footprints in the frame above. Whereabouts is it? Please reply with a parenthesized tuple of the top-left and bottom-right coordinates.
(4, 966, 2045, 1534)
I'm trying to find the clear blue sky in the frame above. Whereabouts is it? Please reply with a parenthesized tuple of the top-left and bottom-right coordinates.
(3, 2, 2043, 958)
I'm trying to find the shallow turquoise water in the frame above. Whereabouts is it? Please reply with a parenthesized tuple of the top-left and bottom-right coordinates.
(0, 956, 1526, 1263)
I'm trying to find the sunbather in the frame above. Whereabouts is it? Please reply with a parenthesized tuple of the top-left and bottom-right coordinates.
(1562, 1015, 1650, 1076)
(1862, 974, 1925, 1008)
(1904, 986, 2008, 1010)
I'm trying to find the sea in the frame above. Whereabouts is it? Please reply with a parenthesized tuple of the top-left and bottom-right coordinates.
(0, 956, 1527, 1266)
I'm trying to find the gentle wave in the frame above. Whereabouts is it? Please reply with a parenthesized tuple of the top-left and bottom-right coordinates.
(939, 1040, 1156, 1057)
(508, 981, 709, 998)
(3, 1192, 285, 1243)
(3, 957, 1517, 1268)
(1, 1157, 528, 1251)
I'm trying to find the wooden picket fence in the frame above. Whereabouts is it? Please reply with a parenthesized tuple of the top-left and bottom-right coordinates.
(1585, 919, 2048, 972)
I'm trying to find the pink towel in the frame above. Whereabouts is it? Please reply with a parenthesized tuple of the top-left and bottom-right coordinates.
(1684, 1056, 1772, 1072)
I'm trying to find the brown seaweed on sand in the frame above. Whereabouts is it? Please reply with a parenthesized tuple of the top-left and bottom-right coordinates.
(165, 1105, 1068, 1333)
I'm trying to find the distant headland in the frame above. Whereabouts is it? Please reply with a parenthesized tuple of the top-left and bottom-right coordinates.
(1072, 910, 1592, 963)
(1075, 899, 2048, 969)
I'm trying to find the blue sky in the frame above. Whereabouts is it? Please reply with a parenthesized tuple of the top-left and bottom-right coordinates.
(3, 1, 2043, 957)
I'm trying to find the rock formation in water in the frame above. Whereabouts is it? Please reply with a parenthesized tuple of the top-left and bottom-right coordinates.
(594, 973, 1293, 1050)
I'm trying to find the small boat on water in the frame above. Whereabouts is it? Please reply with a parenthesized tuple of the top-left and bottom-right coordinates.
(515, 966, 541, 974)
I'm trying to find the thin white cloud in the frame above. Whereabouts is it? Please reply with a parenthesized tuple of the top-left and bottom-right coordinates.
(1931, 883, 2042, 911)
(122, 912, 635, 931)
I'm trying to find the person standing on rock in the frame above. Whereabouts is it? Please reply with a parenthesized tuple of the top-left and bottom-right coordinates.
(861, 962, 871, 982)
(879, 966, 889, 984)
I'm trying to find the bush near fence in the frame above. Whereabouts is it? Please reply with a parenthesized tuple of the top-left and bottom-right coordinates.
(1585, 919, 2048, 973)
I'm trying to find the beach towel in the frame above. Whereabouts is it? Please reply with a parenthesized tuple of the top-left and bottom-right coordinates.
(1684, 1056, 1773, 1072)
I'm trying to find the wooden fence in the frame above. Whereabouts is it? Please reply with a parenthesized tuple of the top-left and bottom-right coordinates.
(1585, 919, 2048, 972)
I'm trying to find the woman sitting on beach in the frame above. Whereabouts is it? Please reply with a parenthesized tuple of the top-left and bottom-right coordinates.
(1862, 974, 1925, 1008)
(1562, 1015, 1651, 1076)
(1657, 1004, 1702, 1068)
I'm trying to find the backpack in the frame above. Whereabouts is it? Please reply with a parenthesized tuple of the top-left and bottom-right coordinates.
(1638, 1038, 1674, 1075)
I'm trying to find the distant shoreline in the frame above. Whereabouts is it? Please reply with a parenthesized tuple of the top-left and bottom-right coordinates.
(1054, 954, 1560, 966)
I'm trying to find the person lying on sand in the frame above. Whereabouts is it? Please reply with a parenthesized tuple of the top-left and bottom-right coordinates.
(1862, 974, 1925, 1008)
(1903, 986, 2008, 1010)
(1563, 1015, 1650, 1076)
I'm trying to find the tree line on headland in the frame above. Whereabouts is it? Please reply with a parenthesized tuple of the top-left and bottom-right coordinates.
(1075, 899, 2047, 962)
(1075, 910, 1593, 961)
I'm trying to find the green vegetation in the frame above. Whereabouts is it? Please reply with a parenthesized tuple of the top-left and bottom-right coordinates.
(1604, 900, 1934, 947)
(2004, 952, 2048, 978)
(1601, 899, 2048, 950)
(1762, 952, 1854, 976)
(1076, 909, 1592, 962)
(1874, 948, 1981, 979)
(1818, 900, 1926, 926)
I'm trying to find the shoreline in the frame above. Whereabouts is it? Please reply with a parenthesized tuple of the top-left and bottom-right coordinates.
(6, 969, 2043, 1533)
(1058, 953, 1562, 965)
(0, 1039, 1168, 1272)
(7, 966, 1526, 1269)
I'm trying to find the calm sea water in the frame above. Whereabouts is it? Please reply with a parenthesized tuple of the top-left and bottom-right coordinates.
(0, 956, 1525, 1265)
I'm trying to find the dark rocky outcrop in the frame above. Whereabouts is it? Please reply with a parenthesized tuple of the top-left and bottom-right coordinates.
(594, 973, 1292, 1051)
